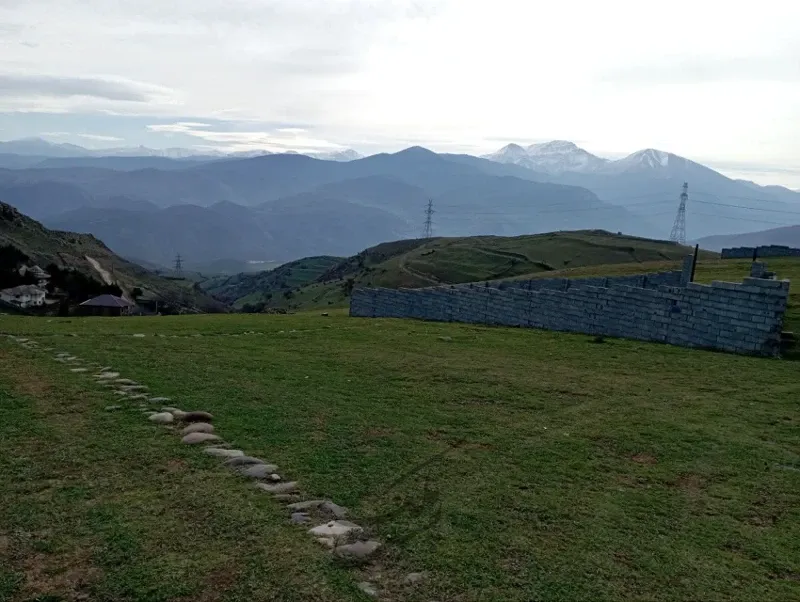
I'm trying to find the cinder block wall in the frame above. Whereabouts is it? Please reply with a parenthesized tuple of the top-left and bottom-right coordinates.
(721, 246, 800, 259)
(350, 271, 790, 356)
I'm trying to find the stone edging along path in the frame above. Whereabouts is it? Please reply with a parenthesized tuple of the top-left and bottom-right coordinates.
(5, 334, 426, 599)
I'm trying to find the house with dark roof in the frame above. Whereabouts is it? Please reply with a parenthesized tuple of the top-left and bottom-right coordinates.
(79, 294, 136, 316)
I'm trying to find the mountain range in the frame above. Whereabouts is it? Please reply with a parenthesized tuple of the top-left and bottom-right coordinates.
(0, 137, 798, 268)
(0, 138, 361, 167)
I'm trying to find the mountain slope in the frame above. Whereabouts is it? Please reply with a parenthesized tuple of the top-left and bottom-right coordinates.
(697, 225, 800, 251)
(200, 256, 343, 308)
(45, 195, 411, 266)
(0, 201, 223, 312)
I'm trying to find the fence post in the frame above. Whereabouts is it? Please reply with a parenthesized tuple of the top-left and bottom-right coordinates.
(690, 244, 699, 282)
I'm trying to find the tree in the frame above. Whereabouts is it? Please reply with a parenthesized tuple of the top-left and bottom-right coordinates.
(131, 287, 143, 302)
(342, 278, 356, 297)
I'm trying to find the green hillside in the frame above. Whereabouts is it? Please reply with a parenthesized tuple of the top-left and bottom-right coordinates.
(244, 230, 715, 311)
(200, 256, 343, 309)
(0, 201, 223, 312)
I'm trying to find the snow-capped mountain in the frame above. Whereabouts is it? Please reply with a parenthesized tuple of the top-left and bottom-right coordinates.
(308, 149, 363, 162)
(483, 140, 607, 175)
(484, 142, 702, 177)
(598, 148, 693, 175)
(526, 140, 609, 174)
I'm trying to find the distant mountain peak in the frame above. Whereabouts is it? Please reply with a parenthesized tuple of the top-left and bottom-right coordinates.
(484, 140, 607, 174)
(393, 146, 439, 158)
(527, 140, 580, 153)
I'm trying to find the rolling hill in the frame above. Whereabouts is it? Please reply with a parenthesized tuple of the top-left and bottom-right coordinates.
(206, 230, 713, 310)
(0, 201, 223, 312)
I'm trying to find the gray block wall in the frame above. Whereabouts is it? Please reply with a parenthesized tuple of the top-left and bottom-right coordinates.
(722, 246, 800, 259)
(350, 269, 790, 357)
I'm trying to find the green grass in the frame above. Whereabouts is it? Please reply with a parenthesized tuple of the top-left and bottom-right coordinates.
(1, 301, 799, 600)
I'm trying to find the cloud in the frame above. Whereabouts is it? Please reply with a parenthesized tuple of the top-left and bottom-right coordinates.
(0, 72, 174, 102)
(78, 133, 124, 142)
(146, 120, 344, 153)
(601, 54, 800, 86)
(0, 0, 799, 187)
(147, 122, 211, 134)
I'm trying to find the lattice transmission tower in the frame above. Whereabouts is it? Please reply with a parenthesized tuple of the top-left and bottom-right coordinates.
(174, 253, 184, 278)
(422, 199, 434, 239)
(669, 182, 688, 245)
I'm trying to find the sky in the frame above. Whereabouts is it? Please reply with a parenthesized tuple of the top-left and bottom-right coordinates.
(0, 0, 798, 187)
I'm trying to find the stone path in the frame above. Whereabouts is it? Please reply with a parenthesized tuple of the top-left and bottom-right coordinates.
(2, 333, 419, 599)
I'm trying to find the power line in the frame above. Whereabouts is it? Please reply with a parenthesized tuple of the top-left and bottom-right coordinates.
(422, 199, 434, 238)
(669, 182, 688, 245)
(690, 212, 796, 227)
(692, 199, 800, 216)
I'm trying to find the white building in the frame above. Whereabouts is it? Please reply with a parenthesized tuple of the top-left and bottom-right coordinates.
(0, 285, 47, 308)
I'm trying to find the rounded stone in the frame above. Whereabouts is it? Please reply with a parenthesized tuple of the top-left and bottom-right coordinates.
(239, 464, 279, 479)
(403, 572, 426, 585)
(181, 423, 214, 435)
(290, 512, 311, 524)
(334, 540, 381, 561)
(203, 448, 244, 458)
(320, 501, 348, 519)
(308, 520, 362, 539)
(69, 368, 88, 373)
(357, 582, 379, 598)
(287, 500, 326, 512)
(104, 405, 122, 411)
(148, 412, 174, 424)
(255, 481, 299, 494)
(182, 432, 221, 445)
(182, 411, 213, 423)
(223, 456, 266, 467)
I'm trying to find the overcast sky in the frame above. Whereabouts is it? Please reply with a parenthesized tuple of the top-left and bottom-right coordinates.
(0, 0, 798, 186)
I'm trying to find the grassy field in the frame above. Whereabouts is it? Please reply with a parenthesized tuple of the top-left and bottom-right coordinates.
(1, 293, 799, 600)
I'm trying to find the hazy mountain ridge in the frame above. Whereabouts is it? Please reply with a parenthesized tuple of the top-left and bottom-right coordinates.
(2, 146, 659, 265)
(1, 138, 798, 266)
(697, 225, 800, 252)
